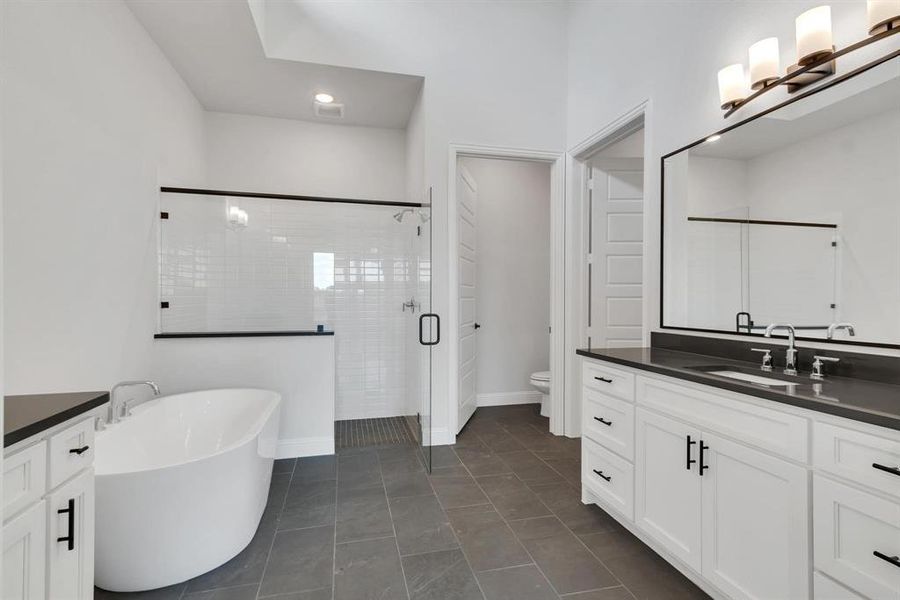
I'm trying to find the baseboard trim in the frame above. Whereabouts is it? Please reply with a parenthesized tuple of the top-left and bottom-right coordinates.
(477, 391, 543, 407)
(428, 427, 455, 447)
(276, 436, 334, 458)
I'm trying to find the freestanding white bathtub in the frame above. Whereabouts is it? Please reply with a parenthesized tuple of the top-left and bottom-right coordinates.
(94, 388, 281, 592)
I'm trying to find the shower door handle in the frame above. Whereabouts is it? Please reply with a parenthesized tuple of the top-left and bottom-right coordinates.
(419, 313, 440, 346)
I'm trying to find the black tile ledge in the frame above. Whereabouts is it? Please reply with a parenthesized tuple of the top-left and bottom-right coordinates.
(154, 330, 334, 339)
(577, 344, 900, 432)
(4, 391, 109, 447)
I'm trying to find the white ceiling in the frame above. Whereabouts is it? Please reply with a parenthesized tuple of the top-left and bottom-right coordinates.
(126, 0, 423, 129)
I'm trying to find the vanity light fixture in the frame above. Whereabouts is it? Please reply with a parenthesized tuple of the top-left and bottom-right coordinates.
(749, 37, 780, 89)
(314, 92, 334, 104)
(796, 6, 834, 65)
(717, 64, 747, 110)
(717, 2, 899, 118)
(868, 0, 900, 34)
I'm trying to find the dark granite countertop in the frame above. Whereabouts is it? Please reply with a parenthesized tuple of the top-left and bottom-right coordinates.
(4, 391, 109, 447)
(577, 347, 900, 431)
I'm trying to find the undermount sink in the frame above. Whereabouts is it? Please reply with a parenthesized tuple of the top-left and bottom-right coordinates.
(688, 365, 801, 387)
(705, 370, 797, 386)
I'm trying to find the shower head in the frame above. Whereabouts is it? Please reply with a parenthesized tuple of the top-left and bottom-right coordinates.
(393, 209, 413, 222)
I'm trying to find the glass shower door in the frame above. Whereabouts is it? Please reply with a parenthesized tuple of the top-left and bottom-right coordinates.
(417, 189, 435, 472)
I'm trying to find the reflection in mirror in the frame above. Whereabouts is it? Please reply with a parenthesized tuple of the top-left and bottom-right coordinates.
(663, 65, 900, 346)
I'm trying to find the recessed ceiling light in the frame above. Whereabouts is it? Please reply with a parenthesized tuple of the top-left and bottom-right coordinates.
(705, 134, 722, 143)
(315, 93, 334, 104)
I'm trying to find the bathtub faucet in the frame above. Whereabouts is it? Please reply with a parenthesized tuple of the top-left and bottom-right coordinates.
(109, 380, 161, 425)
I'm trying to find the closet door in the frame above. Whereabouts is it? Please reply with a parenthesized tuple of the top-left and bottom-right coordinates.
(700, 433, 809, 600)
(635, 408, 702, 571)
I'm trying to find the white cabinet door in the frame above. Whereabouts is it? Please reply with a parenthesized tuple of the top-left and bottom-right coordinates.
(635, 408, 702, 571)
(2, 500, 46, 600)
(814, 475, 900, 600)
(700, 432, 810, 600)
(46, 468, 95, 600)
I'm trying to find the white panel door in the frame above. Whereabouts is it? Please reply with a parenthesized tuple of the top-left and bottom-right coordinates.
(589, 158, 644, 348)
(700, 432, 810, 600)
(635, 408, 702, 571)
(47, 468, 95, 600)
(2, 500, 46, 600)
(457, 165, 478, 432)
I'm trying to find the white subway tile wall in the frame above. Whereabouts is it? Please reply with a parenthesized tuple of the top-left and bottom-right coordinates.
(159, 192, 429, 420)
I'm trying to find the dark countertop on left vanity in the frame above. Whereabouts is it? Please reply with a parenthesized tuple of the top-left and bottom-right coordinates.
(4, 391, 109, 447)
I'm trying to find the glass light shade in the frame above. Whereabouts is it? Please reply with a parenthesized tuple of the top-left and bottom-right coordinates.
(718, 63, 747, 109)
(749, 37, 780, 89)
(867, 0, 900, 34)
(796, 6, 833, 65)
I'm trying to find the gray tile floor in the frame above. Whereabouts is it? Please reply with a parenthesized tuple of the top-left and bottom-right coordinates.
(95, 405, 710, 600)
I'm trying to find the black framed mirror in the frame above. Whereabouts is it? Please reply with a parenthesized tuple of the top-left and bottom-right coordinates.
(660, 56, 900, 349)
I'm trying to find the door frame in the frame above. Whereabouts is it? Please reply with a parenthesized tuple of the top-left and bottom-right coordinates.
(448, 144, 566, 436)
(567, 99, 652, 436)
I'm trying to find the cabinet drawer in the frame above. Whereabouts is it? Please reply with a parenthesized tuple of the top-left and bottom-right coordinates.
(582, 437, 634, 520)
(3, 442, 47, 520)
(637, 376, 809, 462)
(48, 418, 94, 490)
(583, 360, 634, 402)
(814, 421, 900, 500)
(813, 572, 866, 600)
(814, 475, 900, 600)
(582, 388, 634, 460)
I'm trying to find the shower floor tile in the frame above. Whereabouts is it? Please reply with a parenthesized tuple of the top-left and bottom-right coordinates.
(335, 415, 418, 449)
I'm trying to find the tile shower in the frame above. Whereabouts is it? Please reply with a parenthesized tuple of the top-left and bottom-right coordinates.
(159, 191, 430, 421)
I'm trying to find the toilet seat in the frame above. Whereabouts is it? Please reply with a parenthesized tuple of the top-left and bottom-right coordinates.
(530, 371, 551, 382)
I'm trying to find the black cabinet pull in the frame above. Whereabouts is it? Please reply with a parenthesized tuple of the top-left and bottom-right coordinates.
(699, 442, 710, 475)
(57, 498, 75, 551)
(592, 469, 612, 482)
(873, 463, 900, 477)
(594, 376, 613, 384)
(873, 551, 900, 569)
(686, 435, 697, 470)
(594, 416, 612, 426)
(69, 445, 90, 455)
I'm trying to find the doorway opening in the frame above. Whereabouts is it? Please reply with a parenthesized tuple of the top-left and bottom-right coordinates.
(448, 146, 566, 438)
(567, 104, 648, 436)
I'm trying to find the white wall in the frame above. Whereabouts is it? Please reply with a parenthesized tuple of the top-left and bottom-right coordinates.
(566, 0, 900, 358)
(459, 158, 551, 403)
(151, 336, 335, 457)
(1, 0, 206, 394)
(205, 111, 406, 200)
(0, 1, 340, 456)
(200, 111, 416, 422)
(257, 0, 568, 443)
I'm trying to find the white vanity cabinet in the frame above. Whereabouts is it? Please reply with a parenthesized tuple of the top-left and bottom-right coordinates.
(3, 417, 96, 600)
(582, 356, 900, 600)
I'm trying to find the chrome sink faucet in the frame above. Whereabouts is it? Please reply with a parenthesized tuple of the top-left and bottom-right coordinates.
(764, 324, 799, 375)
(109, 380, 160, 425)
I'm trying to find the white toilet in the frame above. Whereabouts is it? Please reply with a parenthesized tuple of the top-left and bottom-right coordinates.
(529, 370, 551, 417)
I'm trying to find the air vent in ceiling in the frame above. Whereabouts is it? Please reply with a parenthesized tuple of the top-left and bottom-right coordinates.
(314, 102, 345, 119)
